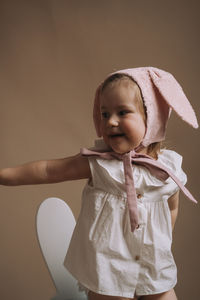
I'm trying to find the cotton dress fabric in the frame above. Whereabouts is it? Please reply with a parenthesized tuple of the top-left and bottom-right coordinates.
(64, 149, 187, 298)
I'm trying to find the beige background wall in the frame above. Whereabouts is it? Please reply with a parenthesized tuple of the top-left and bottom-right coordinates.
(0, 1, 199, 299)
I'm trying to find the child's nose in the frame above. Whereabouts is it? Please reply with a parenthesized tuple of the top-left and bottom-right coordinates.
(107, 115, 119, 127)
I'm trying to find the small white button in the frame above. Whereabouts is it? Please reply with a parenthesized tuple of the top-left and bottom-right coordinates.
(137, 194, 142, 199)
(135, 255, 140, 261)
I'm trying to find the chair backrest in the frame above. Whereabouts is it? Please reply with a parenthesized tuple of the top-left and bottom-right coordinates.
(36, 197, 87, 300)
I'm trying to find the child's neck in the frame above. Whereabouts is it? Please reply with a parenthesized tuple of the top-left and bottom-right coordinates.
(137, 147, 158, 160)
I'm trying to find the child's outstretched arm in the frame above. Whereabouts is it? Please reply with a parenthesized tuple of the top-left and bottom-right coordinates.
(0, 154, 91, 186)
(168, 190, 179, 230)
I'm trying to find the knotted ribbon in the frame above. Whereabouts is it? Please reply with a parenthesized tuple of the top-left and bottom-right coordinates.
(81, 148, 197, 232)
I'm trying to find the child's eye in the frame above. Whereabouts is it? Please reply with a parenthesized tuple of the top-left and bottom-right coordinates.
(101, 112, 109, 119)
(119, 110, 129, 116)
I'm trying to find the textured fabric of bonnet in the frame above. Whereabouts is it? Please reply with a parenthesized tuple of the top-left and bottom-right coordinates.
(93, 67, 198, 148)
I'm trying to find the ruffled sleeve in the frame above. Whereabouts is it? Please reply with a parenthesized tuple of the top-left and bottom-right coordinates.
(157, 149, 187, 195)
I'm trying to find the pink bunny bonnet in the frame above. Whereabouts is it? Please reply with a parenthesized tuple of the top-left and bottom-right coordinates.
(93, 67, 199, 149)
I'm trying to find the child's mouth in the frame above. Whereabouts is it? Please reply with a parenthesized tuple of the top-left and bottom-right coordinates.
(109, 133, 125, 138)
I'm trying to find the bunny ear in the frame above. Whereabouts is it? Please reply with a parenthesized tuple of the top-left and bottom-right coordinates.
(149, 68, 199, 129)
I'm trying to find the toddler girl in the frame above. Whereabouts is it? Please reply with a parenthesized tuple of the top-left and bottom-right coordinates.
(0, 67, 198, 300)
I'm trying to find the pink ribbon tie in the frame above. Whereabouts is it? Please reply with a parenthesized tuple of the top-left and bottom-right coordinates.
(81, 148, 197, 232)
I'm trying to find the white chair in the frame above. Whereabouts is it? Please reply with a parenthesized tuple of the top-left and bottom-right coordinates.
(36, 197, 87, 300)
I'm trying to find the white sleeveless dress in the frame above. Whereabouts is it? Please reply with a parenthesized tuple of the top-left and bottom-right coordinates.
(64, 148, 187, 298)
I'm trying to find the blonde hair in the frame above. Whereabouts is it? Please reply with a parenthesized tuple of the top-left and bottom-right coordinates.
(100, 73, 162, 159)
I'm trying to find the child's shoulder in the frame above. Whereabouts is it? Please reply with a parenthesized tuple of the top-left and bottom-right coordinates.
(158, 148, 185, 175)
(158, 148, 183, 162)
(158, 148, 187, 187)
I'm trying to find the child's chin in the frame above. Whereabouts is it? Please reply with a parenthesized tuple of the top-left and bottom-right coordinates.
(111, 146, 131, 154)
(105, 139, 135, 154)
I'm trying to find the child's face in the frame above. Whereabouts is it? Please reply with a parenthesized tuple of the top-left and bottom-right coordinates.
(100, 80, 146, 154)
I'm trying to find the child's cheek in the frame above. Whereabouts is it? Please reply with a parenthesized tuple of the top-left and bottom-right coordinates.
(100, 122, 106, 135)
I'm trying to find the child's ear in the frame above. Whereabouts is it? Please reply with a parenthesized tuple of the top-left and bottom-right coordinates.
(148, 68, 199, 129)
